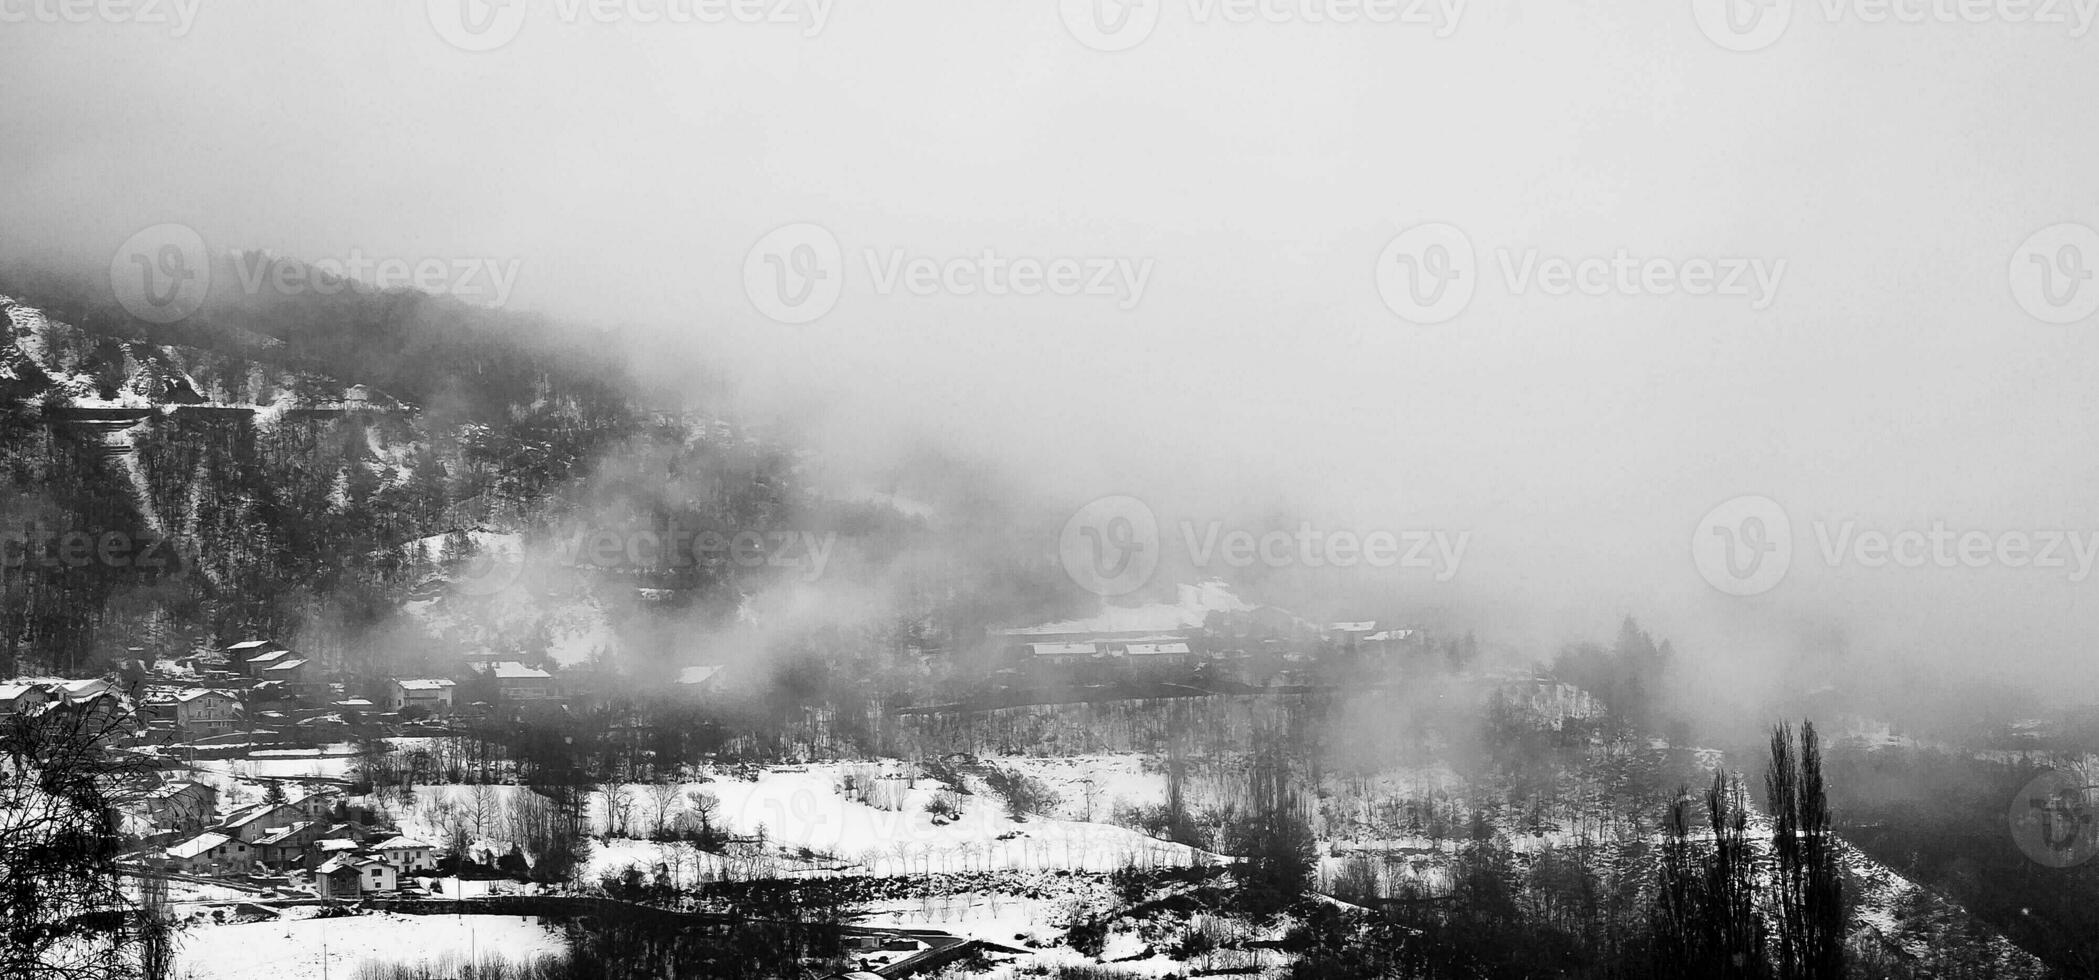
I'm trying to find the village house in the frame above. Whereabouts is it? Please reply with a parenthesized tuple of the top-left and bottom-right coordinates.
(262, 657, 311, 689)
(243, 648, 293, 678)
(218, 801, 306, 843)
(224, 639, 278, 660)
(172, 689, 241, 736)
(290, 789, 344, 821)
(386, 678, 455, 712)
(1027, 642, 1097, 667)
(315, 854, 398, 898)
(164, 831, 254, 874)
(371, 835, 438, 873)
(475, 661, 553, 702)
(1116, 641, 1193, 671)
(251, 820, 324, 866)
(140, 780, 219, 832)
(43, 689, 141, 736)
(0, 681, 50, 719)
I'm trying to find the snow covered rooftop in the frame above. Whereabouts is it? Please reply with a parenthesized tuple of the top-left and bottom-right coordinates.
(489, 662, 551, 679)
(1030, 642, 1098, 656)
(165, 832, 230, 859)
(394, 678, 454, 691)
(57, 678, 109, 699)
(253, 821, 314, 846)
(677, 665, 724, 686)
(1003, 581, 1251, 637)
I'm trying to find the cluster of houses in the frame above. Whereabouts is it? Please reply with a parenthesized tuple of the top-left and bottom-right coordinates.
(141, 781, 440, 899)
(62, 637, 584, 747)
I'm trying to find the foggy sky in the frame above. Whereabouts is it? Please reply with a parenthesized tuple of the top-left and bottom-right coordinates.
(5, 1, 2099, 709)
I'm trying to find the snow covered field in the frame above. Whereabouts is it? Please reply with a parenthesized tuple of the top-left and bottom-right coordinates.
(391, 758, 1212, 888)
(171, 913, 564, 980)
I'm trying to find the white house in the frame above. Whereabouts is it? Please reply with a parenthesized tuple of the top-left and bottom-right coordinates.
(314, 854, 397, 898)
(387, 678, 456, 712)
(371, 836, 438, 873)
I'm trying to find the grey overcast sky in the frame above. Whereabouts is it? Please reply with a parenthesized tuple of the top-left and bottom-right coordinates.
(6, 0, 2099, 706)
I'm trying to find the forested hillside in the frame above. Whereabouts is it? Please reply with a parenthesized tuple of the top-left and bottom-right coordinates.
(0, 255, 694, 676)
(0, 255, 1072, 684)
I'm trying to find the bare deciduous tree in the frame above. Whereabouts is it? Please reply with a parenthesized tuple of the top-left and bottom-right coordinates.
(1, 707, 155, 980)
(646, 781, 681, 838)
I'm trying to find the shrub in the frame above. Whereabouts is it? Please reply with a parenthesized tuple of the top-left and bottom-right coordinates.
(984, 767, 1060, 822)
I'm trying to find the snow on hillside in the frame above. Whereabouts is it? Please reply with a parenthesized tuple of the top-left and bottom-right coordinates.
(701, 764, 1209, 873)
